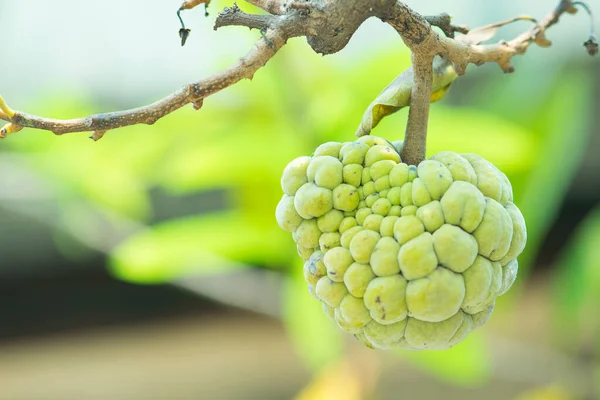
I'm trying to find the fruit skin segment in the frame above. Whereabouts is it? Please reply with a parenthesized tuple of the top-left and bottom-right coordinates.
(276, 136, 527, 350)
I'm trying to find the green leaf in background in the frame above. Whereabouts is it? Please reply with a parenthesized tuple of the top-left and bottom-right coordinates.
(110, 211, 294, 284)
(515, 66, 593, 277)
(4, 94, 167, 221)
(398, 332, 491, 386)
(553, 205, 600, 352)
(425, 106, 536, 174)
(282, 259, 343, 372)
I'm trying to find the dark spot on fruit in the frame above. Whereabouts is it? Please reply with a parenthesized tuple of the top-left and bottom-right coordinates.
(376, 296, 381, 303)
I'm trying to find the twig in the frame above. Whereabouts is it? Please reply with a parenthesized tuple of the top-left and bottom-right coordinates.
(571, 1, 598, 55)
(0, 12, 308, 135)
(402, 53, 435, 165)
(214, 4, 278, 31)
(424, 13, 469, 38)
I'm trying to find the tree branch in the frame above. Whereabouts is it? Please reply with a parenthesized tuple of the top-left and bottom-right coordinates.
(436, 0, 594, 74)
(0, 12, 309, 138)
(0, 0, 594, 146)
(214, 4, 277, 31)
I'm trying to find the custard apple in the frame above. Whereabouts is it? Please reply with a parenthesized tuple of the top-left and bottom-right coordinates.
(276, 136, 527, 350)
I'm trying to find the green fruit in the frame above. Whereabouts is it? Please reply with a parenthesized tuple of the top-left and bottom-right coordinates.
(333, 184, 360, 211)
(293, 219, 321, 249)
(317, 209, 345, 233)
(339, 294, 372, 328)
(316, 276, 348, 307)
(433, 224, 478, 273)
(406, 267, 465, 322)
(339, 217, 358, 234)
(380, 216, 399, 237)
(343, 164, 363, 187)
(364, 319, 407, 349)
(276, 137, 527, 350)
(324, 246, 354, 282)
(281, 156, 310, 195)
(319, 232, 341, 253)
(340, 142, 370, 165)
(275, 195, 303, 232)
(344, 262, 376, 297)
(370, 237, 401, 276)
(349, 230, 380, 263)
(398, 232, 438, 280)
(393, 216, 425, 245)
(303, 251, 327, 286)
(294, 183, 333, 219)
(307, 156, 343, 190)
(405, 311, 471, 350)
(364, 275, 408, 324)
(363, 214, 384, 232)
(415, 200, 444, 232)
(314, 141, 343, 158)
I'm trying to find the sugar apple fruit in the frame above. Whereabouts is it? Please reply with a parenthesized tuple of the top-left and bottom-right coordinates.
(276, 136, 527, 350)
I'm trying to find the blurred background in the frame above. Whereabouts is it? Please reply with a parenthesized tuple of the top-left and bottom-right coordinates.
(0, 0, 598, 399)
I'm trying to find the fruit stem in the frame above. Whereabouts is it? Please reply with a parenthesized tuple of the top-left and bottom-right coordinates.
(401, 54, 434, 166)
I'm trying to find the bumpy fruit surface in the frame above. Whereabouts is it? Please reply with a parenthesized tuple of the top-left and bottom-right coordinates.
(276, 136, 527, 350)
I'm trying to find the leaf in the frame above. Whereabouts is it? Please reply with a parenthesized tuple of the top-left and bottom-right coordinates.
(514, 67, 593, 276)
(282, 261, 343, 372)
(356, 56, 458, 136)
(398, 332, 491, 386)
(456, 26, 500, 45)
(355, 26, 505, 138)
(553, 206, 600, 350)
(109, 211, 294, 284)
(425, 107, 536, 174)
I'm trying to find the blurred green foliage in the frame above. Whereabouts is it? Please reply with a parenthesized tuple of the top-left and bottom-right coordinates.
(554, 205, 600, 354)
(2, 29, 595, 386)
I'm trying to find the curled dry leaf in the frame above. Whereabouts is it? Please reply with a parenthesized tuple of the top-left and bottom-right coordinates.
(355, 23, 510, 138)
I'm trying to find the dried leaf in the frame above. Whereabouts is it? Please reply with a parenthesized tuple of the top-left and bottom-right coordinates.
(356, 56, 458, 136)
(456, 25, 500, 45)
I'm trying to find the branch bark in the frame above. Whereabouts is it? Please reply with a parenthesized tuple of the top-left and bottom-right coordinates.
(402, 53, 434, 165)
(214, 4, 278, 30)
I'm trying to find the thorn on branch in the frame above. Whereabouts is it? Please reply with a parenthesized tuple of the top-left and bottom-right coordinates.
(424, 13, 469, 38)
(192, 99, 204, 110)
(89, 130, 107, 142)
